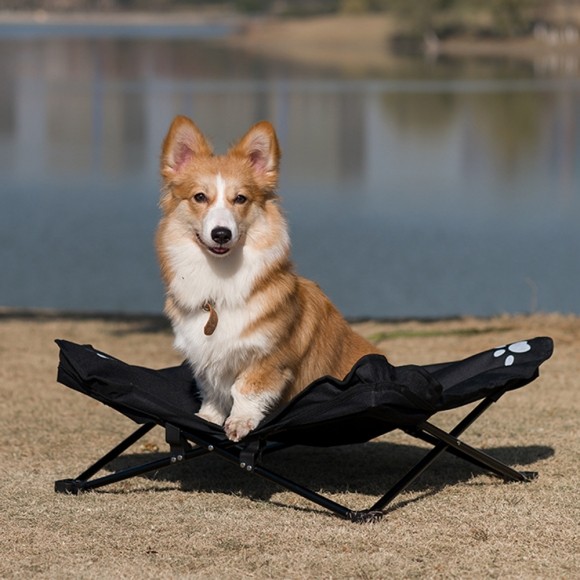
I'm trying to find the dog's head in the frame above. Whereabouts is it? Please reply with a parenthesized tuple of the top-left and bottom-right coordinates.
(159, 116, 281, 258)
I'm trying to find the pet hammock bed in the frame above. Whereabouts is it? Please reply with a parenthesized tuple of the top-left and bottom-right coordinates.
(54, 336, 553, 523)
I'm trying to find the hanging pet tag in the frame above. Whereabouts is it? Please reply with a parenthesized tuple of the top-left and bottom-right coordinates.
(202, 302, 218, 336)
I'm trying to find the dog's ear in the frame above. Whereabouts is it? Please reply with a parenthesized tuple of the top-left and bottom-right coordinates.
(231, 121, 280, 191)
(161, 116, 213, 181)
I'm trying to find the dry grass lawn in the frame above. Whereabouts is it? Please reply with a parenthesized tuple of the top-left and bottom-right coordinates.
(0, 310, 578, 579)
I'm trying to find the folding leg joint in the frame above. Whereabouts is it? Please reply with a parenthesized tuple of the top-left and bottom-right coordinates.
(165, 423, 191, 462)
(239, 440, 263, 472)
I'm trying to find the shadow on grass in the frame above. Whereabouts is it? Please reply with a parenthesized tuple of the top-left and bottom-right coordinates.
(0, 308, 172, 335)
(95, 439, 554, 514)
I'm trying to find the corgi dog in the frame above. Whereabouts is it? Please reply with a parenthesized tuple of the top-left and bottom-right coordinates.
(156, 116, 381, 442)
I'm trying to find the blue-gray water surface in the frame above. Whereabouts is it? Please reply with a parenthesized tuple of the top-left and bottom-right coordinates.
(0, 23, 578, 318)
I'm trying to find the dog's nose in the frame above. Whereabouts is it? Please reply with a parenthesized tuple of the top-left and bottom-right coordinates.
(211, 227, 232, 245)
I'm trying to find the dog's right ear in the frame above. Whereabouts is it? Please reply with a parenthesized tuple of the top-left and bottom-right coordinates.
(160, 116, 213, 181)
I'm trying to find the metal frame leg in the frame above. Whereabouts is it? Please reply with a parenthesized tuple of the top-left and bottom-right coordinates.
(366, 394, 537, 516)
(55, 423, 216, 494)
(55, 423, 156, 493)
(420, 422, 537, 483)
(55, 394, 538, 523)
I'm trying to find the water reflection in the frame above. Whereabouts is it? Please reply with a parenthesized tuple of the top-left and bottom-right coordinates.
(0, 34, 578, 317)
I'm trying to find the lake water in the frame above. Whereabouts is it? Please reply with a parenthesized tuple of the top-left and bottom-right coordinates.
(0, 22, 578, 319)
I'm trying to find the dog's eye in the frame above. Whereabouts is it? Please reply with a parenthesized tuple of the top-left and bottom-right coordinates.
(192, 193, 207, 203)
(233, 194, 247, 205)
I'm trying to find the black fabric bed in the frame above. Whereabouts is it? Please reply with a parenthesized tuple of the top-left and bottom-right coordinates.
(54, 336, 553, 522)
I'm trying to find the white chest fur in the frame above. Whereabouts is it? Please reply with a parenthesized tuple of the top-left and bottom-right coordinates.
(172, 298, 270, 382)
(166, 236, 284, 393)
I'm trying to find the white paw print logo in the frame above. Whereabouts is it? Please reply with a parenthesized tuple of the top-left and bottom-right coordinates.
(493, 341, 531, 366)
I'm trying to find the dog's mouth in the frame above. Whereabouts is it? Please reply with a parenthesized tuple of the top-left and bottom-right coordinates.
(196, 234, 231, 257)
(209, 246, 230, 256)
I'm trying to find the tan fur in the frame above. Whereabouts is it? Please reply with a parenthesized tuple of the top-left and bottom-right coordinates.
(157, 116, 382, 441)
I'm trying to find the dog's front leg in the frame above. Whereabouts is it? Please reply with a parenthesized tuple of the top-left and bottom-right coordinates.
(195, 377, 231, 426)
(196, 399, 228, 426)
(224, 366, 292, 442)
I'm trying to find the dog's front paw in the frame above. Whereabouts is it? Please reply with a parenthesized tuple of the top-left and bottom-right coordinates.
(196, 404, 226, 426)
(224, 415, 259, 442)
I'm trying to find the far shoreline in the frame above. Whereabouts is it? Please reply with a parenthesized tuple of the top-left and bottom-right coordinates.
(1, 11, 579, 69)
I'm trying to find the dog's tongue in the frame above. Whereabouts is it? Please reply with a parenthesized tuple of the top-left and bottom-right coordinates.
(211, 246, 229, 255)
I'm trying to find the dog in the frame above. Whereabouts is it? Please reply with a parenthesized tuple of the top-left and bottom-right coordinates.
(156, 116, 381, 442)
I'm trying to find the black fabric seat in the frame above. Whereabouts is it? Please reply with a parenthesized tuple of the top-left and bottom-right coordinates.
(54, 336, 553, 522)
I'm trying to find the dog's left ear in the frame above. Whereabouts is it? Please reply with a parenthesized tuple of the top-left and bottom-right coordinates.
(231, 121, 280, 191)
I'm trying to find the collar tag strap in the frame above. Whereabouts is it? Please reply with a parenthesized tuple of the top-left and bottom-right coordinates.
(202, 302, 218, 336)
